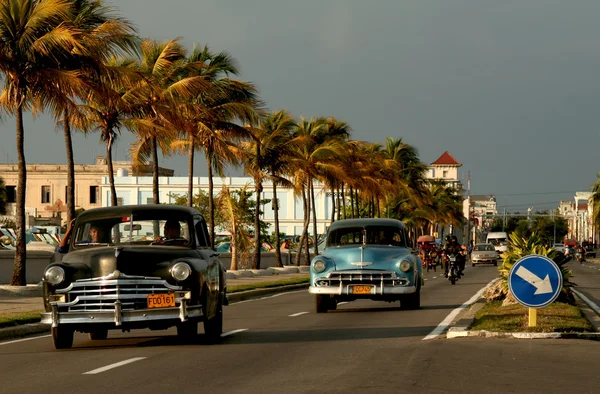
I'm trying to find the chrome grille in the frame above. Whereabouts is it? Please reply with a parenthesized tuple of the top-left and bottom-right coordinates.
(57, 278, 182, 312)
(315, 270, 409, 287)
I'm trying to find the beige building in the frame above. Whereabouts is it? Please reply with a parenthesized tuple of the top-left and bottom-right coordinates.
(0, 157, 173, 227)
(426, 151, 463, 193)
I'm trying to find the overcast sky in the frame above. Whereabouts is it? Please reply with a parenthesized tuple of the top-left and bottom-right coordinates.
(1, 0, 599, 211)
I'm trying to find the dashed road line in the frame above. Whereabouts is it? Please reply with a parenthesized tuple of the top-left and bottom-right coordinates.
(221, 328, 248, 338)
(289, 312, 309, 317)
(83, 357, 147, 375)
(229, 290, 306, 305)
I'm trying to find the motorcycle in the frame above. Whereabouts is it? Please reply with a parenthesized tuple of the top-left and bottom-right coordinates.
(447, 253, 461, 285)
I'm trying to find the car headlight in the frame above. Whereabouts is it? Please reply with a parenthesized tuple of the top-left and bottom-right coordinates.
(313, 259, 327, 273)
(171, 262, 192, 281)
(44, 266, 65, 285)
(399, 260, 412, 272)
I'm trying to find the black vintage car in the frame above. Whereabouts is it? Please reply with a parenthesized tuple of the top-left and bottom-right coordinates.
(41, 205, 226, 349)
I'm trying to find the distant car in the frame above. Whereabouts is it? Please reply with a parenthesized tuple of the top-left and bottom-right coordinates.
(471, 243, 498, 266)
(308, 218, 423, 312)
(552, 243, 565, 253)
(41, 204, 226, 349)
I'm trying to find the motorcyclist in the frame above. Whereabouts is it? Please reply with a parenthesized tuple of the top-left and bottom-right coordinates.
(444, 235, 465, 278)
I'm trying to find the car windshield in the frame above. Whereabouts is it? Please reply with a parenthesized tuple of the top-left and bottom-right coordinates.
(73, 214, 192, 249)
(474, 244, 495, 251)
(488, 238, 507, 246)
(327, 225, 407, 247)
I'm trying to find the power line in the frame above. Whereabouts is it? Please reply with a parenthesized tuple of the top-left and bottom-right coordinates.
(493, 191, 579, 197)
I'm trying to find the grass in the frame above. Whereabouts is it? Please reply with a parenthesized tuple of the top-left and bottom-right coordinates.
(0, 310, 43, 329)
(470, 301, 594, 333)
(228, 276, 309, 293)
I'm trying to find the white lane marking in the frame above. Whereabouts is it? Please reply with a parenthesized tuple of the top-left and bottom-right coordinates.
(289, 312, 309, 317)
(424, 279, 429, 281)
(0, 334, 50, 347)
(83, 357, 147, 375)
(221, 328, 248, 338)
(337, 302, 348, 305)
(572, 289, 600, 316)
(432, 277, 437, 279)
(229, 290, 305, 305)
(422, 278, 497, 341)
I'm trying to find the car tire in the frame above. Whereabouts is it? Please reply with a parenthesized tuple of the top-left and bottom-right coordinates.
(316, 295, 329, 313)
(472, 263, 475, 267)
(88, 329, 108, 340)
(52, 326, 74, 349)
(177, 320, 198, 339)
(203, 292, 223, 343)
(493, 261, 497, 266)
(328, 298, 338, 310)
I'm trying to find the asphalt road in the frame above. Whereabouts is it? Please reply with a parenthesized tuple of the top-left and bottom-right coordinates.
(2, 263, 600, 394)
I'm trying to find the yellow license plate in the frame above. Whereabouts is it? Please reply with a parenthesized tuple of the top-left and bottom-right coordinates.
(352, 285, 373, 294)
(147, 293, 175, 309)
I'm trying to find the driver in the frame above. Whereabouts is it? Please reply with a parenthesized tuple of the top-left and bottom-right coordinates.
(443, 235, 465, 278)
(153, 220, 186, 245)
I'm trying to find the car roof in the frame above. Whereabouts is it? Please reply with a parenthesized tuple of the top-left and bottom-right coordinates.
(327, 218, 406, 230)
(76, 204, 203, 222)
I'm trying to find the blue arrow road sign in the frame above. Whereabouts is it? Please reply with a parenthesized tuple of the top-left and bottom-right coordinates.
(508, 254, 563, 308)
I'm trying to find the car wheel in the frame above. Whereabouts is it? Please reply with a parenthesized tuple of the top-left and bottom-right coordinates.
(328, 297, 338, 310)
(52, 326, 74, 349)
(88, 329, 108, 340)
(316, 294, 329, 313)
(203, 291, 223, 342)
(177, 320, 198, 339)
(493, 261, 497, 266)
(472, 263, 475, 267)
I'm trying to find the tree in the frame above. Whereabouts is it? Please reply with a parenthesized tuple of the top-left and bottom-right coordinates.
(0, 0, 85, 285)
(0, 177, 6, 215)
(217, 185, 254, 270)
(54, 0, 138, 224)
(591, 173, 600, 234)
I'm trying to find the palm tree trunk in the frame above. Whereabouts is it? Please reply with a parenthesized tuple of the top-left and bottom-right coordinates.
(304, 184, 311, 265)
(355, 189, 360, 218)
(330, 183, 336, 224)
(187, 136, 194, 207)
(151, 135, 159, 204)
(207, 155, 215, 249)
(295, 186, 308, 266)
(252, 179, 262, 270)
(10, 104, 26, 286)
(63, 110, 76, 223)
(106, 132, 118, 207)
(349, 186, 355, 218)
(341, 183, 346, 220)
(311, 178, 319, 256)
(273, 180, 283, 267)
(377, 198, 381, 218)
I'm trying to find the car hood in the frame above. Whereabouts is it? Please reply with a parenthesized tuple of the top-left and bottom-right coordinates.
(59, 246, 200, 280)
(321, 246, 411, 271)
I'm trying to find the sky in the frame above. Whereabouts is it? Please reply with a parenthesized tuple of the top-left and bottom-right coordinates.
(1, 0, 599, 212)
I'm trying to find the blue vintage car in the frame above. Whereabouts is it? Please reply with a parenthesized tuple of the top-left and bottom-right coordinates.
(308, 218, 423, 312)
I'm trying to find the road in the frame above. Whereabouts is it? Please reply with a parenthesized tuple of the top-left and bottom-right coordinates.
(1, 263, 600, 394)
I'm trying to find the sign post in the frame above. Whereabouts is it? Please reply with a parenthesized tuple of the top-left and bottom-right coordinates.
(508, 255, 563, 327)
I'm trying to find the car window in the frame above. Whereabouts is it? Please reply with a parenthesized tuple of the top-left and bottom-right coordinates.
(73, 215, 192, 249)
(327, 226, 407, 247)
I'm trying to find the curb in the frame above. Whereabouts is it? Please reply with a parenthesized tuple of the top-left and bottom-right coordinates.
(0, 285, 43, 297)
(0, 283, 309, 342)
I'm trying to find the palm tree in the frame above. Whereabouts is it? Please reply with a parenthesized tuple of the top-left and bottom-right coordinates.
(53, 0, 138, 223)
(591, 173, 600, 234)
(217, 185, 253, 270)
(0, 0, 85, 285)
(240, 110, 296, 268)
(170, 45, 260, 248)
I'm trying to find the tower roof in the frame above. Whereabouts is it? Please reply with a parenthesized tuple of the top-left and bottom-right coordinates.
(431, 151, 461, 166)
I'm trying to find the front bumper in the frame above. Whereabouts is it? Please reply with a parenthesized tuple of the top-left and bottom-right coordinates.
(41, 298, 202, 328)
(308, 285, 417, 295)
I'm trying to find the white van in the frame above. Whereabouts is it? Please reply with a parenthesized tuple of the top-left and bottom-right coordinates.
(486, 232, 508, 255)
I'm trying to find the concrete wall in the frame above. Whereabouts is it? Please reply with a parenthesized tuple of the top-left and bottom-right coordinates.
(0, 250, 58, 284)
(0, 250, 309, 284)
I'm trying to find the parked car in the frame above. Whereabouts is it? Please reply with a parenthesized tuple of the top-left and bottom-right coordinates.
(552, 243, 565, 253)
(471, 243, 498, 266)
(40, 204, 226, 349)
(308, 218, 423, 312)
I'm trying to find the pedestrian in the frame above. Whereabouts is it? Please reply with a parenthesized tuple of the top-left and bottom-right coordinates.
(281, 239, 291, 265)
